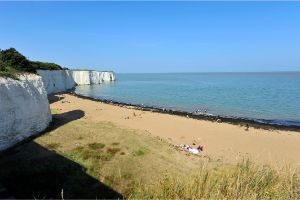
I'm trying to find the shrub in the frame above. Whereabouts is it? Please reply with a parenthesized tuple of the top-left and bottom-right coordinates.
(0, 48, 65, 78)
(30, 61, 62, 71)
(0, 48, 31, 71)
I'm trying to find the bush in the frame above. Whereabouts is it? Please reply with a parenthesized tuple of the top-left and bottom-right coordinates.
(30, 61, 62, 71)
(0, 48, 31, 71)
(0, 48, 65, 78)
(0, 60, 5, 71)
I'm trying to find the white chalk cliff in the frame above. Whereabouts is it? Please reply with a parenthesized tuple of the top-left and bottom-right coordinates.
(0, 74, 52, 151)
(37, 70, 116, 94)
(0, 69, 116, 151)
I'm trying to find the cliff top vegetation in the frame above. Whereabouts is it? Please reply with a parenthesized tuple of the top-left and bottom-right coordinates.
(0, 48, 68, 78)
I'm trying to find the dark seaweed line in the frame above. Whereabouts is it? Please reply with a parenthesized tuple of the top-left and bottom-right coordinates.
(68, 91, 300, 132)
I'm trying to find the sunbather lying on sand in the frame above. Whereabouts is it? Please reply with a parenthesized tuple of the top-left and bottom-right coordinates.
(180, 144, 204, 154)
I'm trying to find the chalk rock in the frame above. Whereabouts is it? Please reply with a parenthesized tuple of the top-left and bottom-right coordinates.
(0, 74, 52, 151)
(37, 70, 116, 94)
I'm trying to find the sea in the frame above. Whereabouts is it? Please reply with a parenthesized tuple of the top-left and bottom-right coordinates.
(74, 72, 300, 126)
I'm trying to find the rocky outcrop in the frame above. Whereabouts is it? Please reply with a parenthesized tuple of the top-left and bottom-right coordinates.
(72, 70, 92, 85)
(37, 70, 116, 94)
(100, 71, 116, 82)
(0, 74, 52, 151)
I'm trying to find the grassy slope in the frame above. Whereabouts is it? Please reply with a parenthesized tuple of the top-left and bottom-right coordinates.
(0, 108, 299, 199)
(0, 109, 203, 198)
(133, 160, 300, 199)
(0, 68, 20, 79)
(37, 119, 206, 196)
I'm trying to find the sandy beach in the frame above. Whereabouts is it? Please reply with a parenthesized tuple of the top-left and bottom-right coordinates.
(50, 93, 300, 166)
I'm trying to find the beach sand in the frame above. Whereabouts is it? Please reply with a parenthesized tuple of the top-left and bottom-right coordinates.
(50, 93, 300, 166)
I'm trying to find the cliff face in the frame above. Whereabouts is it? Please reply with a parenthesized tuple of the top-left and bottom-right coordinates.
(0, 70, 115, 151)
(100, 71, 116, 82)
(36, 70, 76, 94)
(0, 74, 52, 151)
(37, 70, 116, 94)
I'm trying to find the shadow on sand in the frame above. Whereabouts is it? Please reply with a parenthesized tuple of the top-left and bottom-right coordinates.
(46, 109, 85, 132)
(48, 94, 65, 104)
(0, 109, 123, 199)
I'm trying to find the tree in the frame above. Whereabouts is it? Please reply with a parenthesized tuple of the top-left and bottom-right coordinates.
(0, 48, 64, 74)
(0, 48, 32, 71)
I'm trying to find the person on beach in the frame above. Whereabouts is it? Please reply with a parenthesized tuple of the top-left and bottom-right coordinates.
(180, 144, 204, 154)
(245, 124, 249, 131)
(188, 145, 204, 154)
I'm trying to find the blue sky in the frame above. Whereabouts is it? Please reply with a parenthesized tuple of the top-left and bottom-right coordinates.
(0, 1, 299, 73)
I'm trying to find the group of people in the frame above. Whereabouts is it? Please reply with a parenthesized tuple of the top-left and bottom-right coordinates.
(180, 144, 204, 154)
(194, 109, 207, 115)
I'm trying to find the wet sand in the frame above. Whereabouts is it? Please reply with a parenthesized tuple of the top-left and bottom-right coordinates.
(50, 93, 300, 166)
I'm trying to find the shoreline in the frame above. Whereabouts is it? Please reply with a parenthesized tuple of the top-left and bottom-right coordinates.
(3, 92, 299, 199)
(69, 91, 300, 132)
(49, 92, 300, 165)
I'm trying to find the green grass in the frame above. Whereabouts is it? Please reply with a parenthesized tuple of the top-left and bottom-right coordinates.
(45, 143, 60, 149)
(88, 142, 105, 150)
(77, 136, 83, 140)
(131, 160, 300, 199)
(50, 108, 59, 114)
(131, 159, 300, 199)
(34, 120, 203, 196)
(69, 144, 116, 163)
(106, 147, 121, 155)
(132, 149, 146, 156)
(0, 70, 19, 79)
(1, 119, 299, 199)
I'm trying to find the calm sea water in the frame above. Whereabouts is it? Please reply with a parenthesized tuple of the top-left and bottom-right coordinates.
(75, 72, 300, 126)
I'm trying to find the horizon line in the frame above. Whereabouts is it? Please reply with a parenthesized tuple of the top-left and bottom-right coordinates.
(114, 71, 300, 74)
